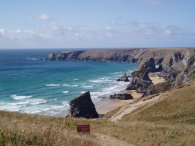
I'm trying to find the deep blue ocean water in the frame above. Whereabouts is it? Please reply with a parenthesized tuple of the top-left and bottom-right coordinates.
(0, 49, 138, 116)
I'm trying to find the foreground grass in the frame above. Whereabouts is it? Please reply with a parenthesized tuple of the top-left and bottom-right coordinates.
(0, 112, 101, 146)
(0, 81, 195, 146)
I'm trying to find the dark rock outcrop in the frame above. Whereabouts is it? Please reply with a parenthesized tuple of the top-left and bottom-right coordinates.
(117, 73, 129, 82)
(140, 58, 156, 72)
(156, 64, 163, 72)
(69, 91, 99, 118)
(126, 70, 153, 94)
(109, 93, 133, 100)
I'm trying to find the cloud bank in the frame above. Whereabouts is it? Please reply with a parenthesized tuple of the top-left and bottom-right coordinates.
(0, 14, 194, 48)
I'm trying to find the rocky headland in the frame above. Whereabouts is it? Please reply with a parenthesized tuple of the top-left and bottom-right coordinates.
(48, 48, 194, 89)
(47, 48, 195, 118)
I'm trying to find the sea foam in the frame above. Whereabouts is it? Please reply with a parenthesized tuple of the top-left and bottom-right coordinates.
(11, 94, 32, 100)
(62, 91, 69, 94)
(62, 83, 78, 87)
(46, 84, 61, 87)
(27, 57, 40, 61)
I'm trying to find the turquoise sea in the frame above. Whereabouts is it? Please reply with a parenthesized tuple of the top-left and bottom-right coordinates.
(0, 49, 138, 116)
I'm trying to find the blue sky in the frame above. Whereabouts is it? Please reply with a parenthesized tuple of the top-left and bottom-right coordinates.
(0, 0, 195, 48)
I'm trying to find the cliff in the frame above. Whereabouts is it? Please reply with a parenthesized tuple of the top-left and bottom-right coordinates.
(47, 48, 194, 67)
(47, 48, 195, 94)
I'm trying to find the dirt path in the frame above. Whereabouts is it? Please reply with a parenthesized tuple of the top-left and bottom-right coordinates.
(109, 93, 167, 122)
(72, 132, 134, 146)
(94, 133, 134, 146)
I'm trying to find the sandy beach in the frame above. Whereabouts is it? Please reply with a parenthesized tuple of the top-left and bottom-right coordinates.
(96, 73, 165, 115)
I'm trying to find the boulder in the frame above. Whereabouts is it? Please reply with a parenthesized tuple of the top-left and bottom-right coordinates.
(117, 73, 129, 82)
(69, 91, 99, 118)
(109, 93, 133, 100)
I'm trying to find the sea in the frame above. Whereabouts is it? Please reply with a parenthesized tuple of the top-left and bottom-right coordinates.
(0, 49, 138, 116)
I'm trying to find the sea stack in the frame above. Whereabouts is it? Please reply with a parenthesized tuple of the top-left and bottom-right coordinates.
(117, 73, 129, 82)
(69, 91, 99, 118)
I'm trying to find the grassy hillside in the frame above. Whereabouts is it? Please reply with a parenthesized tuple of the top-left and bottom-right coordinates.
(0, 80, 195, 146)
(106, 82, 195, 145)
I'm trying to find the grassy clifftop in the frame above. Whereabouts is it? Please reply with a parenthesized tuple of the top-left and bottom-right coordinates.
(0, 79, 195, 146)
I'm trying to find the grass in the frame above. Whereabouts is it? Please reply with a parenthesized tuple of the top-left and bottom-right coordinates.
(0, 112, 100, 146)
(117, 82, 195, 145)
(94, 80, 195, 145)
(0, 80, 195, 146)
(125, 85, 195, 123)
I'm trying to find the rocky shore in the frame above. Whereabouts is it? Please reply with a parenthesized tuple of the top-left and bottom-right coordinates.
(47, 48, 195, 118)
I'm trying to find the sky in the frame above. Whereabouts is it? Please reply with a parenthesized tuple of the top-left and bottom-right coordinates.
(0, 0, 195, 49)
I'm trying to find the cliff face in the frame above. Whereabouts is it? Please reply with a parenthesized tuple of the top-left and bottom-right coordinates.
(47, 48, 195, 89)
(47, 48, 147, 63)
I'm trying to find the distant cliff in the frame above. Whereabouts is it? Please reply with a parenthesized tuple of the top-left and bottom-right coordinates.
(47, 48, 195, 90)
(47, 48, 194, 66)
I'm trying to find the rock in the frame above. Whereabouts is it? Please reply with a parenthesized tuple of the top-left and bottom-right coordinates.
(47, 48, 195, 95)
(174, 72, 191, 87)
(136, 87, 147, 93)
(109, 93, 133, 100)
(69, 91, 99, 118)
(47, 53, 56, 60)
(140, 58, 156, 72)
(131, 70, 152, 81)
(126, 70, 153, 94)
(117, 73, 129, 82)
(146, 82, 172, 95)
(156, 64, 163, 72)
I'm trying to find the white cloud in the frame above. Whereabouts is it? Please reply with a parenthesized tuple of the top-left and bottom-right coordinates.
(0, 26, 5, 35)
(0, 20, 194, 48)
(37, 13, 50, 21)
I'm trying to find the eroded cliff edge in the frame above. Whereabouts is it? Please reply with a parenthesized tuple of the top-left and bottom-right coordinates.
(47, 48, 195, 96)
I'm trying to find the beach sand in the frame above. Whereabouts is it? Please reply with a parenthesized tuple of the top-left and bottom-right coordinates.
(96, 73, 165, 115)
(96, 90, 142, 115)
(149, 73, 165, 85)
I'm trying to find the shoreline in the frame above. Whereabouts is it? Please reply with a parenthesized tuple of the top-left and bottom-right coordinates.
(51, 72, 166, 117)
(95, 73, 165, 116)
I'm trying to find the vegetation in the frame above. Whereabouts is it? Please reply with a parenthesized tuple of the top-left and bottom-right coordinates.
(0, 80, 195, 146)
(102, 83, 195, 146)
(0, 111, 99, 146)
